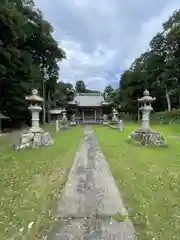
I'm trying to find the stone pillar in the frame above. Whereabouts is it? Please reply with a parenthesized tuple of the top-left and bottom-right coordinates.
(138, 90, 155, 131)
(82, 111, 84, 122)
(141, 107, 151, 130)
(29, 104, 42, 132)
(56, 120, 59, 132)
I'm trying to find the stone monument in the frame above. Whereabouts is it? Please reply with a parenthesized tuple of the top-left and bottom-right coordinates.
(13, 89, 53, 150)
(109, 108, 119, 128)
(59, 109, 69, 130)
(128, 89, 167, 147)
(56, 120, 59, 132)
(103, 114, 108, 125)
(119, 119, 124, 132)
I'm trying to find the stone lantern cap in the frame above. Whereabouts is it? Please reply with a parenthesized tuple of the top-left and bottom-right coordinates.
(138, 89, 156, 103)
(26, 89, 44, 102)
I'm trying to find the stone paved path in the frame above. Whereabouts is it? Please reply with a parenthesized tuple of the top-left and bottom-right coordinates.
(47, 126, 136, 239)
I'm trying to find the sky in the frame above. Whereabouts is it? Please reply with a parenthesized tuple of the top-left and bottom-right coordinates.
(35, 0, 180, 91)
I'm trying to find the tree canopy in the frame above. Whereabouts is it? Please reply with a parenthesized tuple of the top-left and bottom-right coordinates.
(0, 0, 65, 125)
(116, 9, 180, 113)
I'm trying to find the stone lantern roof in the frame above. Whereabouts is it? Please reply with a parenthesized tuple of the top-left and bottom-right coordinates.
(26, 89, 44, 102)
(0, 113, 10, 119)
(138, 89, 156, 103)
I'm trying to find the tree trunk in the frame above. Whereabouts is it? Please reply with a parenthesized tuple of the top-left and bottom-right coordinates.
(137, 97, 140, 122)
(47, 91, 51, 123)
(165, 88, 171, 112)
(42, 79, 46, 124)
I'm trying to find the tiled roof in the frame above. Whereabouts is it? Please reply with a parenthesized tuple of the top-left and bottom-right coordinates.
(68, 93, 111, 107)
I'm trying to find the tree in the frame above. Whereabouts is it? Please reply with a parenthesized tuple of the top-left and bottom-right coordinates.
(0, 0, 65, 126)
(103, 85, 114, 101)
(117, 9, 180, 113)
(75, 80, 86, 93)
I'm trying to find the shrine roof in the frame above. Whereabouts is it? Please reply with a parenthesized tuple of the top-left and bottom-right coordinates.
(68, 93, 111, 107)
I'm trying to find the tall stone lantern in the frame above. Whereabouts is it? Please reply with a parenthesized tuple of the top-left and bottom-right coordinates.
(13, 89, 53, 150)
(138, 89, 156, 131)
(129, 89, 167, 147)
(26, 89, 44, 133)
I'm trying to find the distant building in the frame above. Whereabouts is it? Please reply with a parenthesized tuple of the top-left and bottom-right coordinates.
(68, 92, 112, 123)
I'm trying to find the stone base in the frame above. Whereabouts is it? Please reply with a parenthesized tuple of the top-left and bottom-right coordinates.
(13, 131, 53, 151)
(128, 128, 167, 147)
(109, 124, 119, 129)
(70, 121, 77, 126)
(103, 121, 108, 125)
(59, 124, 69, 130)
(29, 127, 44, 133)
(109, 121, 119, 129)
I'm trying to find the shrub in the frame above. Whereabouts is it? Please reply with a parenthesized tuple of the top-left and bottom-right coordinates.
(151, 109, 180, 124)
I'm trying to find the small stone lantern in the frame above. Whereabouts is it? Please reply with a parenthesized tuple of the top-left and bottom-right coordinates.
(59, 108, 69, 130)
(109, 108, 119, 128)
(138, 89, 156, 131)
(112, 108, 119, 122)
(26, 89, 44, 133)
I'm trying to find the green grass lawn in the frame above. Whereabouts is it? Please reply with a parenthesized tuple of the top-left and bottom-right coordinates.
(0, 124, 83, 240)
(94, 123, 180, 240)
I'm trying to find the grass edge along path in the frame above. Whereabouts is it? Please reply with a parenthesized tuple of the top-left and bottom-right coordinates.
(0, 125, 84, 240)
(94, 124, 180, 240)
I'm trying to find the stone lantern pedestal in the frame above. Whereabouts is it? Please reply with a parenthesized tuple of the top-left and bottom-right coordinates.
(13, 89, 53, 150)
(28, 104, 43, 133)
(129, 90, 167, 147)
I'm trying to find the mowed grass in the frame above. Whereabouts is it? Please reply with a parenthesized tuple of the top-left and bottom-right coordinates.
(0, 125, 83, 240)
(94, 123, 180, 240)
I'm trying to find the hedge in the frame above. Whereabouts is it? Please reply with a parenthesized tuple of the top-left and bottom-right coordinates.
(151, 109, 180, 124)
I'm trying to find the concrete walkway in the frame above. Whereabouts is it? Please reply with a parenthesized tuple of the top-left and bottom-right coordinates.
(47, 126, 136, 239)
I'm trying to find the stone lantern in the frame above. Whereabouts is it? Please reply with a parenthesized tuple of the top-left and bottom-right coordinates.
(26, 89, 44, 133)
(109, 108, 119, 128)
(13, 89, 53, 150)
(112, 108, 119, 122)
(138, 89, 156, 131)
(59, 108, 69, 130)
(129, 89, 167, 147)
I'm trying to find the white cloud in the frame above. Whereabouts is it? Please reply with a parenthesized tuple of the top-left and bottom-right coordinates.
(123, 0, 180, 69)
(35, 0, 180, 91)
(59, 39, 116, 90)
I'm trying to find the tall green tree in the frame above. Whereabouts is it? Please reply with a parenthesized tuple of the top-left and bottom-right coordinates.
(0, 0, 65, 125)
(103, 85, 114, 101)
(118, 9, 180, 113)
(75, 80, 86, 93)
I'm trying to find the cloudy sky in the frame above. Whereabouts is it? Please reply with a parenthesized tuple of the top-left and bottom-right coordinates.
(35, 0, 180, 91)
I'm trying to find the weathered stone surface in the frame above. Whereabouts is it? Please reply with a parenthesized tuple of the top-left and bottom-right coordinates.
(129, 90, 167, 147)
(47, 126, 136, 239)
(13, 131, 53, 150)
(129, 128, 167, 147)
